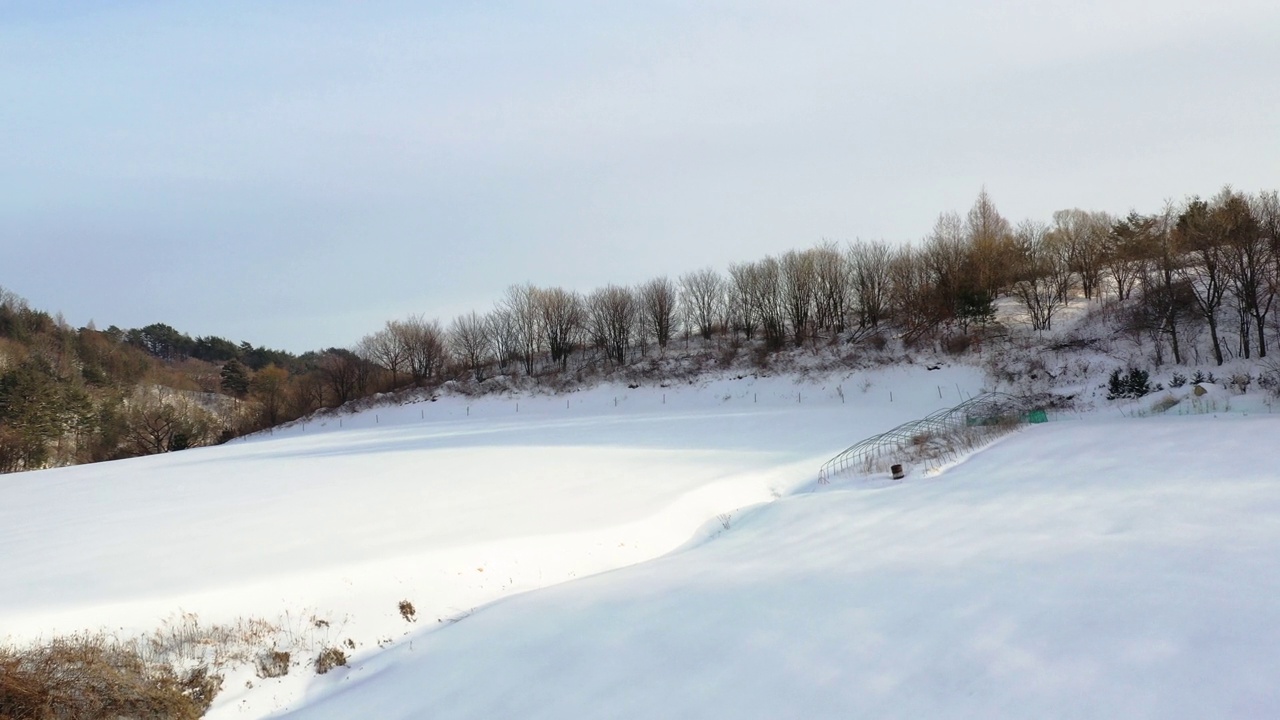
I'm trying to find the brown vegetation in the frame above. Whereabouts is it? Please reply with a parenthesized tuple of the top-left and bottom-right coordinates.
(0, 634, 215, 720)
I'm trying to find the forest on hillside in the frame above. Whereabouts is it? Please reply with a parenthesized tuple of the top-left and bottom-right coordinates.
(0, 304, 303, 472)
(3, 186, 1278, 474)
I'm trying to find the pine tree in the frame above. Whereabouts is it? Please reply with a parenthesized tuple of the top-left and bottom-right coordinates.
(220, 359, 251, 398)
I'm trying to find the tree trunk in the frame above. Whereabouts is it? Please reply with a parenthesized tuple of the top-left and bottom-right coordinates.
(1239, 310, 1251, 359)
(1168, 313, 1182, 365)
(1207, 315, 1224, 365)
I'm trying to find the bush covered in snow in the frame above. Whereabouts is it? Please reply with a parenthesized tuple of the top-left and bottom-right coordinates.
(1107, 368, 1155, 400)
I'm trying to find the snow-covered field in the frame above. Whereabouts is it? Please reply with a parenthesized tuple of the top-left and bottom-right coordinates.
(4, 362, 1280, 718)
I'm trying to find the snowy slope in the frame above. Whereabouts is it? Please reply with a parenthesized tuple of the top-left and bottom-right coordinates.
(0, 366, 985, 718)
(282, 414, 1280, 720)
(6, 360, 1277, 719)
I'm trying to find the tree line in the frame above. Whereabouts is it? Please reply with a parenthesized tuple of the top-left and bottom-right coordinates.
(3, 186, 1277, 473)
(337, 186, 1278, 387)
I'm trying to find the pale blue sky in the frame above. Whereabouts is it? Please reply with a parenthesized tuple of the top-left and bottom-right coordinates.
(2, 1, 1277, 351)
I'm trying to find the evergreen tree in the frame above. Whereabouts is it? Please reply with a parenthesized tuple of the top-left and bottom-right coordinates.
(0, 359, 92, 471)
(220, 359, 251, 397)
(1107, 368, 1153, 400)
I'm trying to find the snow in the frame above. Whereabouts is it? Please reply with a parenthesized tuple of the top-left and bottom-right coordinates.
(4, 362, 1280, 719)
(280, 414, 1280, 720)
(1, 366, 982, 716)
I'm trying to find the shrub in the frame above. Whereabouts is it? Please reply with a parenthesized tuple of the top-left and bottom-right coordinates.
(398, 600, 417, 623)
(1168, 372, 1187, 388)
(314, 647, 348, 675)
(716, 341, 739, 367)
(0, 634, 211, 720)
(1108, 368, 1153, 400)
(942, 333, 971, 355)
(1191, 369, 1217, 385)
(254, 650, 290, 679)
(179, 665, 223, 715)
(1259, 360, 1280, 397)
(1230, 373, 1252, 394)
(749, 344, 771, 370)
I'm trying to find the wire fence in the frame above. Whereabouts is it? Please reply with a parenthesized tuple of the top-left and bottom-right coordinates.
(818, 392, 1046, 482)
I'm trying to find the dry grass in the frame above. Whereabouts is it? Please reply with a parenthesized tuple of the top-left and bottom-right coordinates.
(254, 650, 290, 679)
(0, 634, 215, 720)
(314, 647, 348, 675)
(398, 600, 417, 623)
(0, 607, 363, 720)
(138, 609, 352, 674)
(141, 611, 280, 670)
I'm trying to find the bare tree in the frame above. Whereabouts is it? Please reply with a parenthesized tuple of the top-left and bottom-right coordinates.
(358, 322, 409, 390)
(888, 243, 935, 339)
(1136, 205, 1190, 365)
(1216, 189, 1271, 358)
(485, 307, 518, 373)
(536, 286, 583, 371)
(1053, 209, 1110, 301)
(1010, 220, 1074, 332)
(0, 285, 22, 312)
(124, 392, 218, 455)
(923, 211, 969, 324)
(639, 276, 678, 349)
(586, 285, 637, 366)
(290, 370, 326, 417)
(1176, 197, 1229, 365)
(848, 239, 892, 331)
(318, 348, 364, 405)
(1254, 191, 1280, 351)
(811, 241, 850, 334)
(502, 284, 543, 375)
(679, 268, 724, 341)
(780, 250, 816, 346)
(757, 257, 787, 349)
(449, 311, 493, 380)
(250, 364, 290, 427)
(394, 315, 448, 384)
(726, 262, 760, 341)
(732, 258, 786, 349)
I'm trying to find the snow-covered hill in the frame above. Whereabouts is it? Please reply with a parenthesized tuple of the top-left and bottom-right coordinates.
(4, 360, 1279, 718)
(1, 365, 981, 717)
(283, 414, 1280, 720)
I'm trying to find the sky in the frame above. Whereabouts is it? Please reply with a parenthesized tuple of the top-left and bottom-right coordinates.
(2, 1, 1278, 352)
